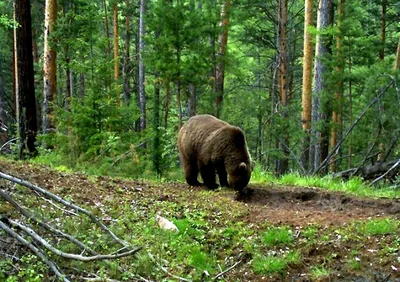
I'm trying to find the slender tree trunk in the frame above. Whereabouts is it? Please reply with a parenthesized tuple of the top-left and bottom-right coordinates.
(113, 3, 120, 105)
(329, 0, 344, 172)
(103, 0, 111, 58)
(163, 82, 170, 129)
(43, 0, 58, 135)
(138, 0, 146, 131)
(214, 0, 231, 118)
(0, 60, 7, 146)
(187, 84, 196, 117)
(301, 0, 313, 171)
(378, 0, 386, 61)
(377, 0, 387, 161)
(276, 0, 289, 175)
(123, 0, 131, 105)
(311, 0, 333, 172)
(394, 37, 400, 70)
(153, 75, 161, 176)
(14, 0, 38, 158)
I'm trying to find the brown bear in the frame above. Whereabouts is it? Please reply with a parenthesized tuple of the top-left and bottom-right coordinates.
(178, 114, 253, 193)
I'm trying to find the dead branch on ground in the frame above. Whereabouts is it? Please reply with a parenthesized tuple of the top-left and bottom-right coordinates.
(0, 171, 141, 280)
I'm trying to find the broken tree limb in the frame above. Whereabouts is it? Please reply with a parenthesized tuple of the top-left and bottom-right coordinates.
(0, 219, 70, 282)
(315, 79, 395, 174)
(370, 158, 400, 186)
(0, 171, 129, 248)
(6, 218, 141, 261)
(0, 188, 98, 255)
(333, 159, 400, 181)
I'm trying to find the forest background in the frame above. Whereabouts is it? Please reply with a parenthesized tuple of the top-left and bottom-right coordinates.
(0, 0, 399, 182)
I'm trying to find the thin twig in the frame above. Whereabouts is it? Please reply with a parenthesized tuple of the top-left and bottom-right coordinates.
(7, 218, 142, 261)
(213, 260, 242, 280)
(0, 171, 130, 248)
(370, 158, 400, 186)
(0, 188, 98, 255)
(34, 191, 79, 216)
(0, 219, 70, 282)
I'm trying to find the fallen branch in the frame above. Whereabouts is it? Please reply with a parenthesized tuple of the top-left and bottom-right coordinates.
(0, 171, 129, 248)
(0, 219, 70, 282)
(7, 218, 141, 261)
(0, 188, 98, 255)
(370, 158, 400, 186)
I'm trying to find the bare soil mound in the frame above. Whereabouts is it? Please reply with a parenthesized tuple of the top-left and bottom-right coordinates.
(235, 185, 400, 226)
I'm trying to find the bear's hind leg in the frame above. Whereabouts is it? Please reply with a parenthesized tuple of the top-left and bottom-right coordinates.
(200, 165, 219, 190)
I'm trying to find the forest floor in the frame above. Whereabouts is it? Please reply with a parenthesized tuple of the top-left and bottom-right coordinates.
(1, 159, 400, 281)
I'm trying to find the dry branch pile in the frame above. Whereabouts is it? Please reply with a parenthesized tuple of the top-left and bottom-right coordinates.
(0, 171, 141, 281)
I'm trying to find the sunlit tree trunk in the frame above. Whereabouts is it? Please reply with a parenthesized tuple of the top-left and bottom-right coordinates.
(214, 0, 231, 118)
(14, 0, 38, 158)
(329, 0, 344, 172)
(43, 0, 57, 134)
(301, 0, 313, 171)
(138, 0, 146, 131)
(276, 0, 289, 175)
(312, 0, 333, 172)
(113, 3, 120, 105)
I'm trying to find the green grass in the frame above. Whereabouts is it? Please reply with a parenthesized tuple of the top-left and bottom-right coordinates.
(363, 218, 399, 236)
(252, 251, 301, 275)
(262, 226, 293, 247)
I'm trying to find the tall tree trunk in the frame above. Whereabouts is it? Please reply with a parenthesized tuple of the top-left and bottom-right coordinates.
(276, 0, 289, 175)
(377, 0, 387, 161)
(311, 0, 333, 172)
(123, 0, 131, 105)
(395, 37, 400, 70)
(301, 0, 313, 171)
(103, 0, 111, 58)
(43, 0, 58, 135)
(329, 0, 344, 172)
(14, 0, 38, 158)
(187, 84, 196, 117)
(214, 0, 231, 118)
(153, 75, 161, 176)
(138, 0, 146, 131)
(0, 60, 7, 146)
(113, 3, 120, 105)
(378, 0, 386, 61)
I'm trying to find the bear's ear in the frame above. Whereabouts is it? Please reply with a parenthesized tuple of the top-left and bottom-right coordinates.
(239, 162, 247, 170)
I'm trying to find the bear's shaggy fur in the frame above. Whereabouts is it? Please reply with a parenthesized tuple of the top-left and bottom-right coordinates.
(178, 114, 253, 192)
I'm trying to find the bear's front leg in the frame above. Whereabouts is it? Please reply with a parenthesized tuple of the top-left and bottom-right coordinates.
(217, 166, 229, 187)
(200, 165, 219, 190)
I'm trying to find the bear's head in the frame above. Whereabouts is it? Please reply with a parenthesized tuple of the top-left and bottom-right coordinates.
(228, 161, 253, 192)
